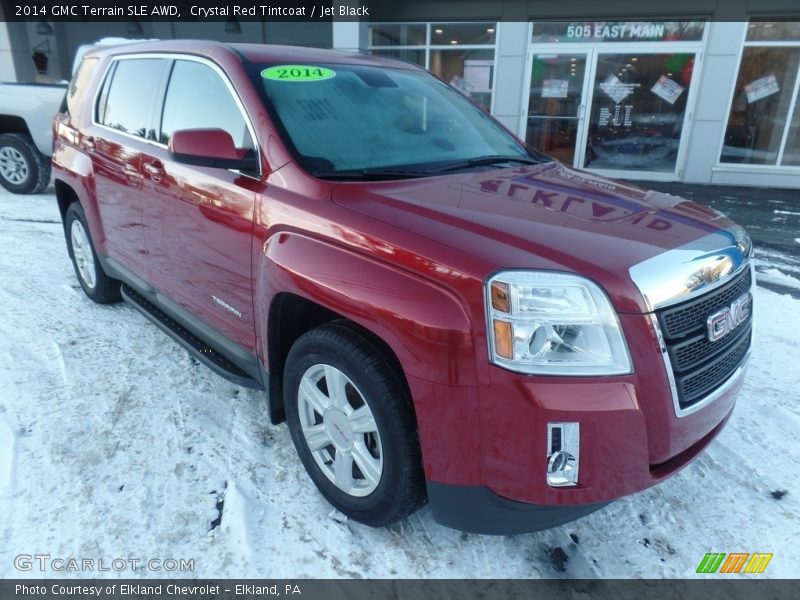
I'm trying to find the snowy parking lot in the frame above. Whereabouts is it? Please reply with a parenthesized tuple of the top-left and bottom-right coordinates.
(0, 188, 798, 578)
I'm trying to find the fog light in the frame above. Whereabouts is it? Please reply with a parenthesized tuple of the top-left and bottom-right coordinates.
(547, 422, 579, 487)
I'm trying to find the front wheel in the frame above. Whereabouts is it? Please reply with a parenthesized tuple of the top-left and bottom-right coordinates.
(284, 322, 425, 526)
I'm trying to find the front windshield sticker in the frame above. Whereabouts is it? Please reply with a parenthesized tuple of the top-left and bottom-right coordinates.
(261, 65, 336, 82)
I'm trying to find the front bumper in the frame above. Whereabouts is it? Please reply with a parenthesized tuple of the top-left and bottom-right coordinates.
(423, 408, 733, 534)
(408, 314, 746, 534)
(426, 482, 610, 535)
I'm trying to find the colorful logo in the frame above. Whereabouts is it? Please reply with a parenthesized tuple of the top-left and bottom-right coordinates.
(696, 552, 772, 574)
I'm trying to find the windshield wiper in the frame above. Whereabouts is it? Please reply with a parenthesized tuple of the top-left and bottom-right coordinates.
(432, 155, 542, 173)
(312, 155, 544, 180)
(311, 168, 431, 181)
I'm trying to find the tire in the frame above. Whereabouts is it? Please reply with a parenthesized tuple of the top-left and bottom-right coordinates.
(65, 203, 121, 304)
(0, 133, 51, 194)
(284, 322, 425, 527)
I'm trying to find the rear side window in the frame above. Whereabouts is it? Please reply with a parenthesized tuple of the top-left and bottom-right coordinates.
(63, 57, 98, 117)
(159, 60, 254, 150)
(97, 58, 167, 138)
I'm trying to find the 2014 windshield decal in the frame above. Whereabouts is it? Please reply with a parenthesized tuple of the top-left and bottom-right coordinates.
(262, 65, 336, 82)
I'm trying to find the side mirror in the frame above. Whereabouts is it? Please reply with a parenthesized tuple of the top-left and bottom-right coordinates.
(168, 128, 258, 171)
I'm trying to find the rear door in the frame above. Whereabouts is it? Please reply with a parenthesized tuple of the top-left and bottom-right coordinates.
(140, 57, 259, 352)
(90, 57, 169, 277)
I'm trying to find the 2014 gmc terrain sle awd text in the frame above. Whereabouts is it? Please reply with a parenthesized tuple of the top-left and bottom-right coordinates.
(52, 40, 754, 534)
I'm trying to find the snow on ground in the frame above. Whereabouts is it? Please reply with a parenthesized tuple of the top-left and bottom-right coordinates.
(0, 189, 798, 579)
(754, 247, 800, 300)
(757, 268, 800, 291)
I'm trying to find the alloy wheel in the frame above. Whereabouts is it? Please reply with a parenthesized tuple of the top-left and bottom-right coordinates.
(70, 219, 97, 289)
(297, 363, 383, 497)
(0, 146, 29, 184)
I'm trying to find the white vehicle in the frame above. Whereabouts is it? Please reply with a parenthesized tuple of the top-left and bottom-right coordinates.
(0, 82, 65, 194)
(0, 38, 149, 195)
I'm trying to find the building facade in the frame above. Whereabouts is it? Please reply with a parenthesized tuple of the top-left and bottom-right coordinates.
(342, 20, 800, 188)
(1, 15, 799, 188)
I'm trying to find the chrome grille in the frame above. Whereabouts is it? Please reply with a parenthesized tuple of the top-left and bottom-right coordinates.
(655, 267, 752, 409)
(659, 268, 752, 339)
(675, 330, 751, 403)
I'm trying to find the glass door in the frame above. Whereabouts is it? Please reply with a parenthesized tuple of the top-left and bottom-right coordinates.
(524, 50, 591, 166)
(582, 50, 698, 176)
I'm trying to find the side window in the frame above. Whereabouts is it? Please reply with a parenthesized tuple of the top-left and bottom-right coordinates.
(99, 58, 167, 138)
(95, 62, 115, 123)
(159, 60, 254, 150)
(63, 57, 98, 117)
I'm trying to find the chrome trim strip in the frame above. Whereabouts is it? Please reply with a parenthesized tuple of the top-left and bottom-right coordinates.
(648, 312, 682, 412)
(629, 229, 752, 312)
(649, 260, 755, 418)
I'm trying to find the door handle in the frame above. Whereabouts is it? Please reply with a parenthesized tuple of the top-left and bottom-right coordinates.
(143, 160, 164, 182)
(83, 136, 95, 152)
(577, 104, 586, 119)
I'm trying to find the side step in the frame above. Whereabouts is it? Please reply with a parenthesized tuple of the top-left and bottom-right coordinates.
(121, 284, 263, 390)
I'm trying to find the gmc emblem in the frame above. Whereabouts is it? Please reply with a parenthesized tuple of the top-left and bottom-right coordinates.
(706, 293, 752, 342)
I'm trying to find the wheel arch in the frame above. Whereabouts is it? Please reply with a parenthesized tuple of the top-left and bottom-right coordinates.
(258, 232, 477, 423)
(54, 179, 82, 256)
(0, 115, 31, 137)
(52, 148, 103, 255)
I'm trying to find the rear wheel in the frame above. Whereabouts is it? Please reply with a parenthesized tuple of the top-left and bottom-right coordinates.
(0, 133, 50, 194)
(284, 323, 425, 526)
(65, 203, 121, 304)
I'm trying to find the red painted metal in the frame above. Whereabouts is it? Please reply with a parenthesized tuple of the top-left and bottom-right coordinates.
(168, 128, 240, 160)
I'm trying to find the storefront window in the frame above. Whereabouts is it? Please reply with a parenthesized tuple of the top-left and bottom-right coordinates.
(368, 23, 497, 111)
(720, 26, 800, 166)
(531, 21, 705, 44)
(370, 24, 427, 47)
(586, 53, 696, 172)
(431, 23, 496, 45)
(370, 49, 426, 67)
(525, 53, 588, 164)
(746, 21, 800, 42)
(430, 49, 494, 111)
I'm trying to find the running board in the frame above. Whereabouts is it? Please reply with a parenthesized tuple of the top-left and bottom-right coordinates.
(121, 284, 263, 390)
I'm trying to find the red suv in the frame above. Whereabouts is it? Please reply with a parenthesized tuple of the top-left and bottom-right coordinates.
(52, 41, 753, 534)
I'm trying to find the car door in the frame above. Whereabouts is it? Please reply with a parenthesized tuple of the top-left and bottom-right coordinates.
(140, 58, 259, 352)
(90, 57, 169, 278)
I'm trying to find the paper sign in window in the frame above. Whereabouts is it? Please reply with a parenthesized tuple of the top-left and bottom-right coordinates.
(542, 79, 569, 98)
(600, 75, 635, 104)
(745, 75, 780, 103)
(651, 76, 685, 105)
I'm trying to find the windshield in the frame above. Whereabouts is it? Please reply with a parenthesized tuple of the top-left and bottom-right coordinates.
(255, 62, 541, 176)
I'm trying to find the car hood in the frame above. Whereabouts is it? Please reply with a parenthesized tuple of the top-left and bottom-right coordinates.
(331, 162, 745, 314)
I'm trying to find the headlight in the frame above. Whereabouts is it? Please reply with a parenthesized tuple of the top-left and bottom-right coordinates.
(485, 271, 632, 376)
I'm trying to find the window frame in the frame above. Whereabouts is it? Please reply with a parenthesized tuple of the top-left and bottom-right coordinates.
(92, 52, 262, 179)
(716, 22, 800, 171)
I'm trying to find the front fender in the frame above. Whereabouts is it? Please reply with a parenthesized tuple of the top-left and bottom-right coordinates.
(258, 231, 477, 387)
